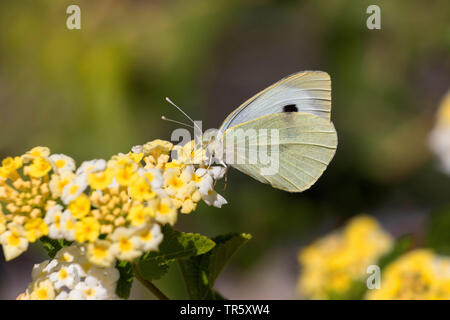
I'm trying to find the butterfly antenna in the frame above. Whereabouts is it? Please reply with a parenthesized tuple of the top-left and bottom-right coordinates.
(165, 97, 202, 132)
(161, 116, 194, 129)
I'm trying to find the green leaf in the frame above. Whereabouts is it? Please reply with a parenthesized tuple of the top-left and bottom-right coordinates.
(138, 224, 216, 281)
(115, 260, 134, 299)
(426, 206, 450, 255)
(137, 259, 171, 281)
(179, 233, 252, 300)
(39, 236, 72, 258)
(210, 289, 226, 300)
(327, 279, 367, 300)
(376, 234, 412, 270)
(144, 224, 216, 260)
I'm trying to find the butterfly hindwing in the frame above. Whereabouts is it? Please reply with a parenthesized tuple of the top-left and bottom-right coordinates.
(221, 112, 337, 192)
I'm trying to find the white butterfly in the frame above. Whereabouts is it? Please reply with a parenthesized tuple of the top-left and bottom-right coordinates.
(167, 71, 337, 193)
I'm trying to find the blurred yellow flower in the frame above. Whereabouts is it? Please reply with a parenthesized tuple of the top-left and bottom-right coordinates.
(87, 240, 115, 268)
(127, 204, 154, 227)
(24, 218, 49, 242)
(75, 217, 100, 243)
(133, 223, 163, 252)
(49, 154, 76, 174)
(139, 139, 172, 169)
(88, 168, 114, 190)
(0, 222, 29, 261)
(172, 140, 207, 165)
(29, 279, 55, 300)
(111, 157, 138, 186)
(110, 227, 142, 261)
(151, 197, 177, 226)
(19, 245, 121, 300)
(127, 152, 144, 164)
(24, 147, 50, 160)
(61, 175, 87, 204)
(27, 157, 52, 178)
(49, 171, 76, 198)
(128, 176, 156, 201)
(143, 139, 173, 156)
(0, 156, 22, 180)
(366, 249, 450, 300)
(68, 194, 91, 219)
(297, 215, 393, 299)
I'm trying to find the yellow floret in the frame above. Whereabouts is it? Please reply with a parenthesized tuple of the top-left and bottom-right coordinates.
(68, 194, 91, 219)
(74, 217, 100, 243)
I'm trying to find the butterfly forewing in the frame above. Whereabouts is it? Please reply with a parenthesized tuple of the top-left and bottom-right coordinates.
(218, 71, 331, 135)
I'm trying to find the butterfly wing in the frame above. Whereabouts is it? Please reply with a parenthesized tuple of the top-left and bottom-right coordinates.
(221, 112, 337, 192)
(218, 71, 331, 135)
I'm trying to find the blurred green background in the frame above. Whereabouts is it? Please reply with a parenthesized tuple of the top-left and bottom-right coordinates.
(1, 0, 449, 299)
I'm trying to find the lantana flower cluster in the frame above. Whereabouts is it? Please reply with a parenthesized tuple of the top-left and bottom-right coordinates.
(17, 245, 120, 300)
(297, 215, 393, 299)
(366, 249, 450, 300)
(0, 139, 227, 268)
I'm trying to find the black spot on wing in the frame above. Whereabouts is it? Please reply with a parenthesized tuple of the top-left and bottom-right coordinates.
(282, 104, 298, 112)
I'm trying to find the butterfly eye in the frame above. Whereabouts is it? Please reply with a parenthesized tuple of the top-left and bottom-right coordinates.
(283, 104, 298, 112)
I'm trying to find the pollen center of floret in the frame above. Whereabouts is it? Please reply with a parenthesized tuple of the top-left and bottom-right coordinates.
(37, 288, 48, 299)
(169, 177, 183, 189)
(69, 185, 79, 195)
(8, 232, 21, 246)
(55, 160, 66, 168)
(141, 231, 152, 241)
(119, 238, 132, 252)
(158, 203, 170, 215)
(84, 288, 95, 297)
(93, 246, 107, 258)
(59, 269, 68, 280)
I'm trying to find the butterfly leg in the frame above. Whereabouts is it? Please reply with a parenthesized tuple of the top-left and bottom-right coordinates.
(223, 171, 228, 191)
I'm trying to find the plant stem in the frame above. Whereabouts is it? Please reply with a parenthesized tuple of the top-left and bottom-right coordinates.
(133, 264, 170, 300)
